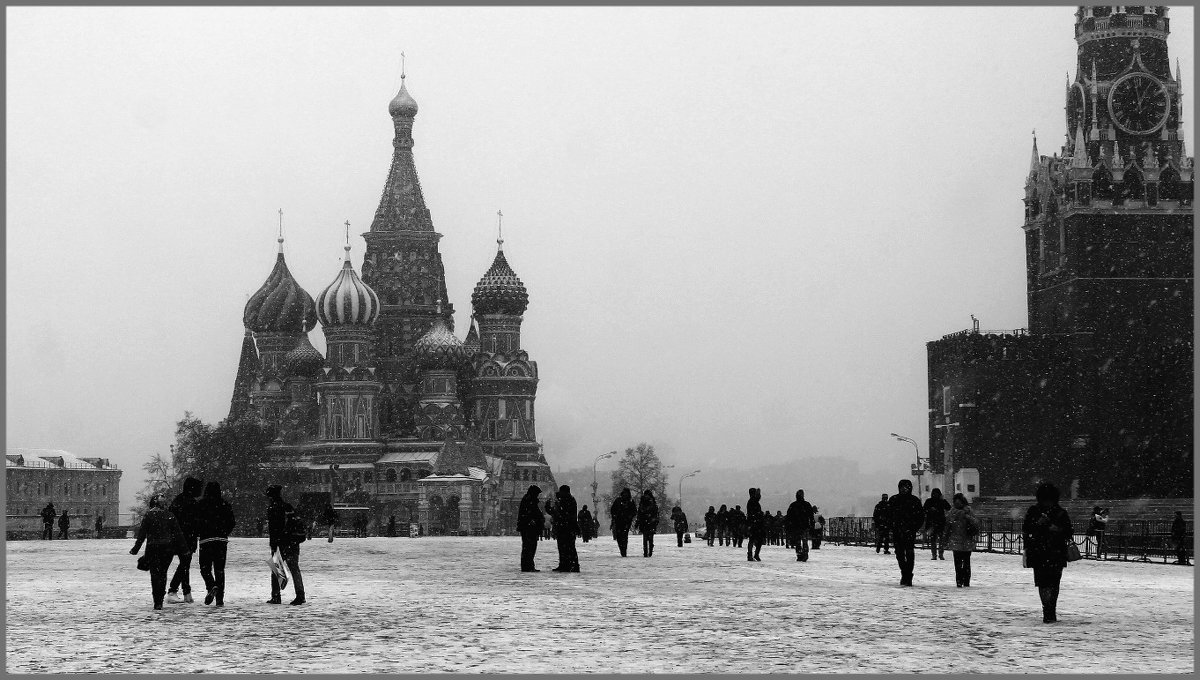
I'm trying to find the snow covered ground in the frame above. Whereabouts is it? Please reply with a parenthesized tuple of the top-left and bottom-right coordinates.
(6, 536, 1193, 673)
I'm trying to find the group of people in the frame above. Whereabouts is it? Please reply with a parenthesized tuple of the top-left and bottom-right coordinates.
(128, 477, 306, 610)
(700, 492, 826, 556)
(38, 502, 107, 539)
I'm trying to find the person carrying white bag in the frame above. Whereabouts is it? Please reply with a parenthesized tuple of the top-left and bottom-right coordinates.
(265, 485, 306, 605)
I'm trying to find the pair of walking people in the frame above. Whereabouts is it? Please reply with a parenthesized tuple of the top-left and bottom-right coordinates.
(601, 487, 659, 558)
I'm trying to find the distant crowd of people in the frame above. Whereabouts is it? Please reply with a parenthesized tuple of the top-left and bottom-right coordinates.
(38, 502, 106, 540)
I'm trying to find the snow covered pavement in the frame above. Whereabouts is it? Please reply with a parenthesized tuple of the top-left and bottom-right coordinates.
(6, 536, 1193, 673)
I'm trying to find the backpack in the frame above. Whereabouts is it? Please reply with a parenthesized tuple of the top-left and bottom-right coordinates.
(285, 506, 307, 543)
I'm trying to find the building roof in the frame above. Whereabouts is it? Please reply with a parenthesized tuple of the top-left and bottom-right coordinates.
(376, 451, 439, 464)
(420, 466, 488, 483)
(5, 449, 119, 470)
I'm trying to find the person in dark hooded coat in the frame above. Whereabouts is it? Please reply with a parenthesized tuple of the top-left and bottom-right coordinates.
(578, 505, 594, 543)
(1023, 482, 1072, 623)
(636, 490, 660, 557)
(41, 502, 56, 540)
(552, 485, 580, 572)
(609, 488, 637, 557)
(785, 490, 814, 562)
(704, 506, 717, 546)
(716, 504, 729, 546)
(888, 479, 925, 586)
(57, 509, 71, 539)
(745, 488, 766, 561)
(923, 488, 951, 560)
(671, 505, 688, 547)
(196, 481, 236, 606)
(517, 485, 544, 572)
(266, 484, 305, 605)
(167, 476, 203, 603)
(130, 494, 189, 610)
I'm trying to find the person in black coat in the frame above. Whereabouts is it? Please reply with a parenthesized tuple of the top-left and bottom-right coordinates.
(167, 476, 203, 603)
(40, 502, 56, 540)
(730, 505, 746, 548)
(671, 506, 688, 548)
(94, 514, 104, 538)
(785, 490, 814, 562)
(129, 494, 190, 610)
(1022, 482, 1072, 623)
(887, 479, 925, 586)
(57, 509, 71, 539)
(745, 488, 766, 561)
(716, 505, 729, 546)
(266, 484, 305, 605)
(1171, 511, 1189, 565)
(552, 485, 580, 572)
(923, 488, 951, 560)
(609, 488, 637, 557)
(704, 506, 717, 546)
(578, 506, 594, 543)
(872, 494, 891, 554)
(636, 490, 660, 557)
(517, 485, 544, 572)
(196, 481, 236, 607)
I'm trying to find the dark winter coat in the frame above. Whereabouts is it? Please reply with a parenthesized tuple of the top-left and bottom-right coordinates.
(196, 495, 237, 544)
(728, 508, 746, 532)
(553, 491, 579, 538)
(872, 500, 890, 529)
(169, 477, 204, 542)
(578, 508, 594, 538)
(267, 497, 298, 550)
(671, 508, 688, 533)
(1171, 516, 1187, 543)
(746, 498, 765, 538)
(942, 506, 980, 552)
(887, 493, 925, 541)
(784, 499, 814, 534)
(704, 509, 717, 529)
(58, 511, 70, 530)
(923, 495, 952, 531)
(40, 504, 56, 525)
(636, 497, 659, 534)
(1022, 503, 1073, 570)
(716, 507, 729, 530)
(131, 507, 189, 556)
(517, 490, 544, 534)
(610, 492, 636, 532)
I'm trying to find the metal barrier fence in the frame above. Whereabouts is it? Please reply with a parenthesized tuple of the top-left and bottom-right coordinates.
(826, 517, 1192, 565)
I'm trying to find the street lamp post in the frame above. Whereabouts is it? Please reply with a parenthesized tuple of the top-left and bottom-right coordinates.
(933, 422, 961, 495)
(592, 451, 616, 535)
(890, 433, 927, 501)
(678, 469, 700, 510)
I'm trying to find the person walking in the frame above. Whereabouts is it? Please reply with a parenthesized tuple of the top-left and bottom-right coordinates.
(872, 494, 891, 554)
(196, 481, 236, 607)
(266, 484, 305, 605)
(1022, 482, 1073, 623)
(578, 505, 594, 543)
(129, 494, 190, 610)
(551, 485, 580, 572)
(811, 507, 825, 550)
(774, 511, 786, 547)
(716, 505, 729, 546)
(671, 505, 689, 548)
(517, 485, 544, 572)
(636, 490, 659, 558)
(40, 502, 56, 540)
(322, 502, 338, 543)
(167, 476, 203, 604)
(943, 493, 980, 587)
(610, 488, 637, 557)
(887, 479, 925, 586)
(704, 506, 717, 547)
(730, 505, 746, 548)
(94, 514, 104, 539)
(57, 508, 71, 540)
(387, 515, 396, 537)
(785, 490, 814, 562)
(923, 488, 951, 560)
(1087, 506, 1109, 558)
(1171, 511, 1190, 565)
(745, 488, 766, 561)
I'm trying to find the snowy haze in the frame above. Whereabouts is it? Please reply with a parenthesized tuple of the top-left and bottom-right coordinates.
(6, 7, 1195, 511)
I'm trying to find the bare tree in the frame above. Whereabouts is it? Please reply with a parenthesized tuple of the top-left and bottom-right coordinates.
(606, 442, 675, 531)
(129, 451, 175, 525)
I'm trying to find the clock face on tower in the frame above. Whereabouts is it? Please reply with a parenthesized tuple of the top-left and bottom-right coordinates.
(1107, 72, 1170, 135)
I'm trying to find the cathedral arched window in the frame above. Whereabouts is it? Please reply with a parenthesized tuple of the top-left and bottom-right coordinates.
(1123, 167, 1145, 200)
(386, 469, 397, 483)
(1093, 166, 1114, 201)
(400, 468, 412, 482)
(1158, 166, 1183, 202)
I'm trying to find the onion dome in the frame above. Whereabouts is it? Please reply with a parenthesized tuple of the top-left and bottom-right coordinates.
(316, 244, 380, 327)
(283, 334, 324, 377)
(388, 76, 418, 118)
(471, 248, 528, 316)
(244, 243, 317, 334)
(464, 317, 481, 355)
(414, 304, 467, 369)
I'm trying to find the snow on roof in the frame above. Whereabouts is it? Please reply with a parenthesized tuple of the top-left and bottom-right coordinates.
(5, 449, 118, 470)
(376, 451, 438, 464)
(421, 467, 489, 483)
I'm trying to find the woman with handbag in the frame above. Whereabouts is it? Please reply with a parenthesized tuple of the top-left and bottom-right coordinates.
(1022, 482, 1073, 623)
(942, 493, 981, 587)
(129, 495, 190, 610)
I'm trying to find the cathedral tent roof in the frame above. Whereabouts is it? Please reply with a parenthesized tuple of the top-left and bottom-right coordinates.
(377, 451, 439, 464)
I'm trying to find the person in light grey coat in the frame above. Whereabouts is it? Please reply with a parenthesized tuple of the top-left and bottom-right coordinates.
(942, 493, 981, 587)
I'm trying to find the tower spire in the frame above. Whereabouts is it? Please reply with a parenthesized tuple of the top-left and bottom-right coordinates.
(1071, 125, 1091, 168)
(1028, 130, 1040, 179)
(496, 210, 504, 251)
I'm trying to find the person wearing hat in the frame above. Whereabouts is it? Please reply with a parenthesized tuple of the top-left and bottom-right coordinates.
(887, 478, 925, 586)
(266, 484, 305, 605)
(636, 490, 660, 558)
(517, 485, 544, 572)
(40, 502, 56, 540)
(167, 476, 204, 604)
(942, 493, 981, 587)
(551, 485, 580, 572)
(129, 495, 190, 610)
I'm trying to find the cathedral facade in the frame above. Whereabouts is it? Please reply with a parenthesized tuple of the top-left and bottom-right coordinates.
(925, 6, 1193, 499)
(229, 75, 555, 534)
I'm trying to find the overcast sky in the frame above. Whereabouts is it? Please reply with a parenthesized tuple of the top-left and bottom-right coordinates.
(7, 6, 1194, 512)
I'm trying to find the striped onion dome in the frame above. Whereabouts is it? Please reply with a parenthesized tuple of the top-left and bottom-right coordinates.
(243, 251, 317, 334)
(316, 258, 380, 328)
(283, 334, 324, 377)
(471, 248, 528, 316)
(388, 77, 418, 118)
(414, 312, 467, 369)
